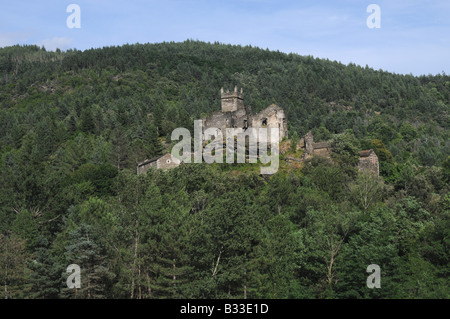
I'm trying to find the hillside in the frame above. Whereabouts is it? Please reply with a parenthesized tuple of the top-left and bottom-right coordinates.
(0, 41, 448, 299)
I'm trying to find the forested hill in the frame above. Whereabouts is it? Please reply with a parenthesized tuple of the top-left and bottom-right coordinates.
(1, 41, 449, 167)
(0, 41, 448, 299)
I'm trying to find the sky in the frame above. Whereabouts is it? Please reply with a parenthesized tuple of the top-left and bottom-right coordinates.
(0, 0, 449, 76)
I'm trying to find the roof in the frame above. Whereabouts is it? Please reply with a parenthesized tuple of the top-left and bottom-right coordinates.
(256, 104, 284, 116)
(359, 149, 375, 157)
(137, 155, 164, 167)
(313, 142, 330, 149)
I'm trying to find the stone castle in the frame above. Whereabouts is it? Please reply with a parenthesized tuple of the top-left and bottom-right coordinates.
(286, 130, 379, 176)
(137, 87, 288, 174)
(201, 86, 288, 141)
(137, 87, 379, 176)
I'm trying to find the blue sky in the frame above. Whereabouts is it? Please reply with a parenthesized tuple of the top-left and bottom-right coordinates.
(0, 0, 449, 75)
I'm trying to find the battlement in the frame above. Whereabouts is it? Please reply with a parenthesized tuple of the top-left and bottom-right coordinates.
(221, 86, 244, 112)
(221, 86, 244, 99)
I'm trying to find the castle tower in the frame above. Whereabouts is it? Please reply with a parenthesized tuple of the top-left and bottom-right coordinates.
(221, 86, 244, 113)
(305, 131, 314, 154)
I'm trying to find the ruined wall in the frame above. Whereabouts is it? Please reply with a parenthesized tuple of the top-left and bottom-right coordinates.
(156, 153, 181, 170)
(358, 152, 379, 175)
(304, 131, 314, 154)
(203, 111, 231, 133)
(251, 104, 287, 141)
(137, 159, 157, 174)
(202, 89, 286, 142)
(137, 153, 181, 174)
(313, 148, 331, 158)
(221, 87, 244, 113)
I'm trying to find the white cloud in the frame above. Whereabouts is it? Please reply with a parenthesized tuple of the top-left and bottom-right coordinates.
(0, 32, 30, 47)
(37, 37, 74, 51)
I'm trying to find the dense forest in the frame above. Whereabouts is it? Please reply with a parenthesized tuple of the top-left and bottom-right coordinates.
(0, 40, 448, 299)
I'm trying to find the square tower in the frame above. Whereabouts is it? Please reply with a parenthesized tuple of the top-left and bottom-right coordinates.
(221, 86, 244, 113)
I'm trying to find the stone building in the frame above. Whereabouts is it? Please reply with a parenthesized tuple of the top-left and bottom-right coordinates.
(201, 86, 288, 142)
(137, 152, 181, 174)
(296, 130, 332, 160)
(137, 86, 288, 175)
(137, 87, 379, 176)
(358, 149, 379, 175)
(311, 142, 331, 158)
(288, 131, 379, 176)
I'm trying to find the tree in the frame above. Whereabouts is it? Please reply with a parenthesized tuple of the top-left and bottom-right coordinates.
(80, 108, 95, 134)
(330, 130, 360, 175)
(442, 156, 450, 184)
(11, 208, 38, 251)
(111, 126, 129, 170)
(62, 224, 115, 299)
(28, 235, 63, 299)
(252, 214, 305, 298)
(350, 170, 388, 213)
(136, 180, 192, 298)
(290, 131, 299, 153)
(147, 125, 164, 158)
(301, 156, 347, 201)
(313, 125, 332, 142)
(0, 232, 31, 299)
(305, 207, 360, 294)
(335, 206, 399, 298)
(187, 189, 261, 298)
(370, 139, 393, 163)
(399, 122, 418, 142)
(67, 114, 77, 135)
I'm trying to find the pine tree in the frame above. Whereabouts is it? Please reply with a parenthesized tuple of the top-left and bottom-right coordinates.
(11, 208, 38, 251)
(28, 235, 63, 299)
(290, 131, 299, 153)
(111, 126, 129, 170)
(147, 125, 164, 158)
(62, 224, 115, 299)
(0, 232, 31, 299)
(67, 114, 77, 135)
(80, 108, 95, 134)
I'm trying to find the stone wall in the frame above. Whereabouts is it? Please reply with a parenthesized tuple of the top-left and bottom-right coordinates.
(137, 157, 158, 174)
(304, 131, 314, 154)
(156, 153, 181, 170)
(358, 150, 379, 175)
(251, 104, 288, 141)
(137, 153, 181, 174)
(221, 87, 244, 112)
(202, 87, 287, 142)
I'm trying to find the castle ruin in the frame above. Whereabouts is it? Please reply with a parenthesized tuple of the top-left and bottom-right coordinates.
(201, 86, 288, 142)
(286, 130, 379, 176)
(137, 87, 379, 176)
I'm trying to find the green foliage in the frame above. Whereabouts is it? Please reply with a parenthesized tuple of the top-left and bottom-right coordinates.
(0, 233, 31, 298)
(28, 235, 63, 299)
(331, 130, 360, 168)
(0, 42, 448, 299)
(290, 131, 299, 153)
(61, 223, 115, 299)
(12, 209, 38, 250)
(72, 163, 118, 196)
(443, 156, 450, 184)
(312, 125, 332, 142)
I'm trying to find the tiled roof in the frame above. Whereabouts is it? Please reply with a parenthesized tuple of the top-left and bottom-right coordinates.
(359, 149, 374, 157)
(313, 142, 330, 149)
(137, 155, 164, 167)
